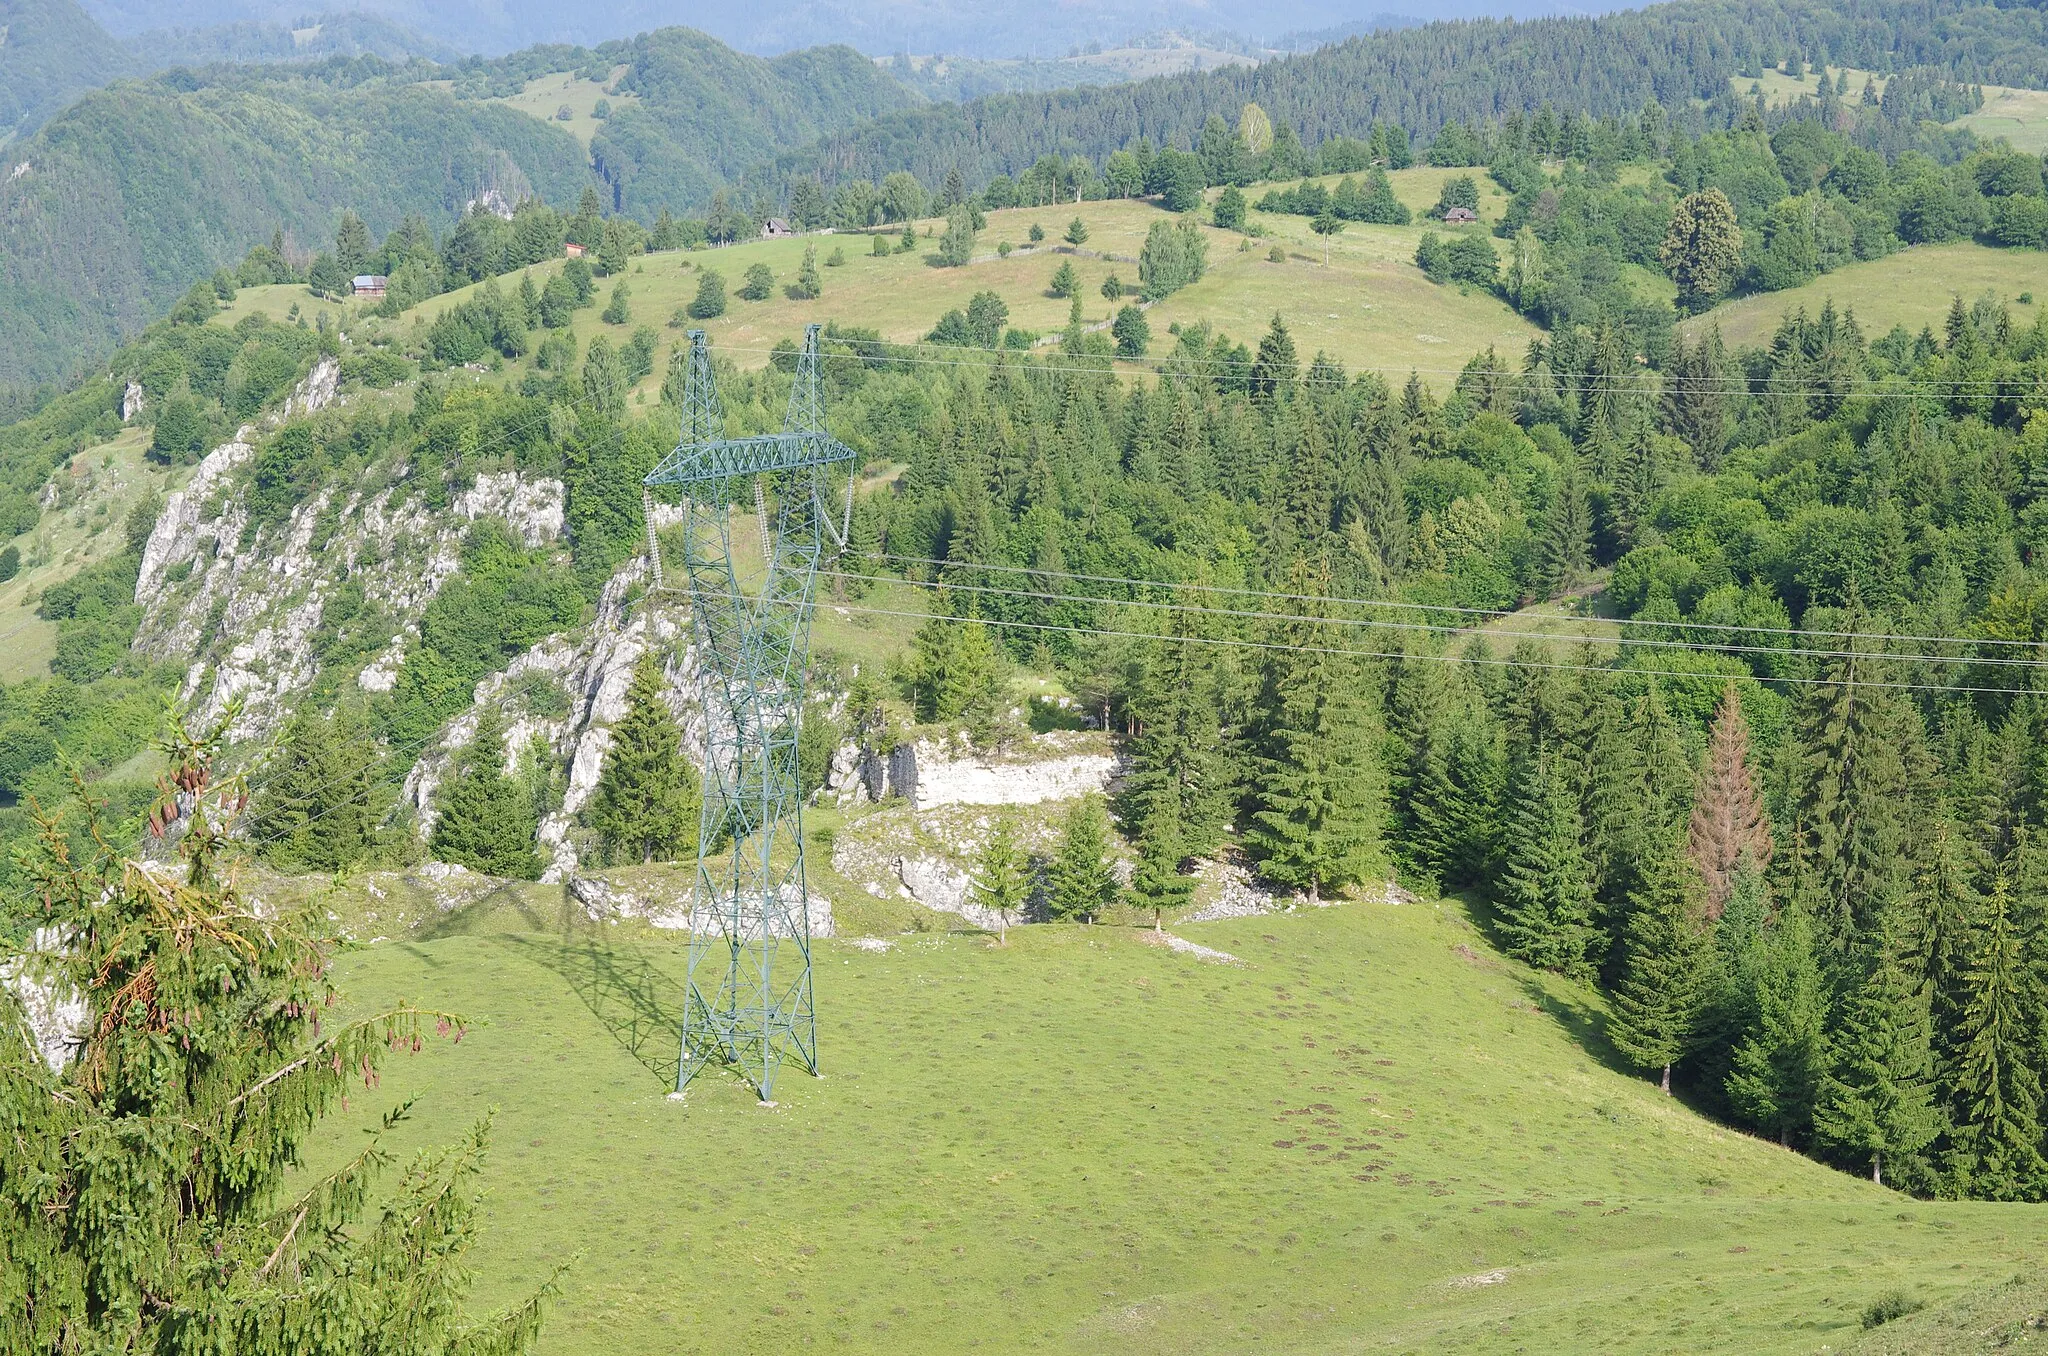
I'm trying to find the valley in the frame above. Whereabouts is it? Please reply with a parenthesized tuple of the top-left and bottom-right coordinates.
(4, 0, 2048, 1351)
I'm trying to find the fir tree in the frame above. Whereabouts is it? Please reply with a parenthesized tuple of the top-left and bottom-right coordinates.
(1494, 743, 1596, 975)
(589, 649, 699, 865)
(1047, 795, 1118, 922)
(252, 703, 384, 873)
(1726, 904, 1832, 1145)
(1609, 839, 1708, 1093)
(1249, 313, 1298, 402)
(1245, 564, 1387, 903)
(1948, 874, 2048, 1198)
(1814, 913, 1941, 1185)
(1687, 681, 1773, 918)
(431, 710, 542, 880)
(972, 812, 1032, 943)
(1120, 613, 1232, 926)
(0, 719, 552, 1352)
(1535, 458, 1592, 599)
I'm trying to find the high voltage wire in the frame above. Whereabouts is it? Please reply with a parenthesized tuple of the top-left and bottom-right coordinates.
(700, 336, 2041, 392)
(825, 568, 2044, 670)
(803, 598, 2034, 697)
(869, 552, 2048, 651)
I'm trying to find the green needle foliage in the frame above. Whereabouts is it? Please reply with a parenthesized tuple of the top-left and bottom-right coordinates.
(588, 649, 699, 866)
(971, 813, 1032, 943)
(252, 704, 387, 874)
(1725, 902, 1832, 1145)
(1046, 796, 1118, 923)
(0, 715, 554, 1353)
(1494, 743, 1596, 976)
(1608, 839, 1709, 1094)
(1815, 910, 1940, 1187)
(1947, 874, 2048, 1199)
(430, 709, 542, 880)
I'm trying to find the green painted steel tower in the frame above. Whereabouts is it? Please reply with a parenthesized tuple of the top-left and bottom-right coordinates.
(646, 325, 854, 1102)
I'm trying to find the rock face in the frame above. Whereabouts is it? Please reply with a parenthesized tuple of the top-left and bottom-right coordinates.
(0, 929, 87, 1073)
(835, 732, 1116, 811)
(132, 358, 570, 744)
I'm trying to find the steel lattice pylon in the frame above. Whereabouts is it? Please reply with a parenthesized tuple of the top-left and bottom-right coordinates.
(645, 325, 854, 1102)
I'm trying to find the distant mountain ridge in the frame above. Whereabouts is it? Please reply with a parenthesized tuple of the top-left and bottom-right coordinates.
(0, 0, 139, 142)
(0, 26, 914, 389)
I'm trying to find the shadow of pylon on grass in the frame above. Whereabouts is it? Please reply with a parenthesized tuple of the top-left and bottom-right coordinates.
(497, 931, 689, 1088)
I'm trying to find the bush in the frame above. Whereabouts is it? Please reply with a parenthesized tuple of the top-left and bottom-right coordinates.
(739, 262, 775, 301)
(601, 281, 632, 324)
(689, 269, 727, 319)
(1860, 1291, 1924, 1329)
(0, 545, 18, 583)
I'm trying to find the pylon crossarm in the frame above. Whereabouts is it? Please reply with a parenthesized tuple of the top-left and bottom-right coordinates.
(646, 432, 856, 487)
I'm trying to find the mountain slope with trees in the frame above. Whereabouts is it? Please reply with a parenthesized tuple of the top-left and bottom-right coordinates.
(0, 0, 138, 142)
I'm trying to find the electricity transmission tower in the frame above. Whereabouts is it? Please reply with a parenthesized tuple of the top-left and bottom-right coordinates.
(645, 325, 854, 1102)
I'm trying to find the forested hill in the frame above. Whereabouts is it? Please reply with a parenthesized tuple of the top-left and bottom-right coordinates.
(0, 0, 138, 142)
(0, 73, 591, 390)
(755, 0, 2048, 193)
(0, 28, 911, 390)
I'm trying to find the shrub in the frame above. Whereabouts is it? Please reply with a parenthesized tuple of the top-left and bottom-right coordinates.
(689, 269, 727, 319)
(1860, 1291, 1924, 1329)
(739, 263, 774, 301)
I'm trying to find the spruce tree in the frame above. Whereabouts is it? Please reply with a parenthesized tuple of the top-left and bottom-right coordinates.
(1948, 874, 2048, 1198)
(1608, 839, 1708, 1093)
(1245, 565, 1387, 903)
(253, 704, 384, 873)
(1726, 904, 1832, 1145)
(1687, 681, 1773, 918)
(1535, 459, 1592, 599)
(0, 720, 551, 1352)
(1121, 614, 1232, 926)
(1047, 795, 1118, 923)
(1494, 744, 1596, 975)
(1814, 914, 1940, 1185)
(972, 812, 1032, 943)
(431, 709, 542, 880)
(589, 649, 699, 865)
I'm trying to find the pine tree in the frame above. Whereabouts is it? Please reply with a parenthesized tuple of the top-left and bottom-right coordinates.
(1535, 459, 1592, 599)
(252, 703, 384, 873)
(1121, 614, 1232, 926)
(1494, 743, 1596, 975)
(1609, 839, 1708, 1093)
(1249, 313, 1298, 401)
(1948, 874, 2048, 1198)
(589, 649, 699, 865)
(1814, 913, 1941, 1185)
(431, 710, 542, 880)
(0, 719, 551, 1352)
(1047, 795, 1118, 922)
(1407, 674, 1505, 888)
(1687, 681, 1773, 918)
(1245, 564, 1387, 903)
(972, 812, 1032, 942)
(1796, 623, 1923, 941)
(1726, 904, 1832, 1144)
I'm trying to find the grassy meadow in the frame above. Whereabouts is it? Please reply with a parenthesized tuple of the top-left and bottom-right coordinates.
(216, 168, 1542, 398)
(1683, 242, 2044, 350)
(302, 891, 2048, 1356)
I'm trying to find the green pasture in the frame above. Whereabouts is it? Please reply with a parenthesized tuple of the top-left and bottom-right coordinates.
(304, 894, 2047, 1355)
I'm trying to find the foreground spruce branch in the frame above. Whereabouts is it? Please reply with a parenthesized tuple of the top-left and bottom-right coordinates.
(0, 713, 558, 1354)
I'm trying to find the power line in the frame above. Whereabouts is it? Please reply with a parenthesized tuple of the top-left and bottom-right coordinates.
(805, 597, 2033, 696)
(870, 552, 2047, 651)
(826, 568, 2045, 670)
(701, 335, 2030, 393)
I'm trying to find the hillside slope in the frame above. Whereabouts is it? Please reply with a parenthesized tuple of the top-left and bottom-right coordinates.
(760, 0, 2048, 192)
(0, 76, 592, 389)
(308, 897, 2048, 1355)
(0, 0, 137, 142)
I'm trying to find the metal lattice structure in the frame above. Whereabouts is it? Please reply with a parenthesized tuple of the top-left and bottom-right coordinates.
(646, 325, 854, 1102)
